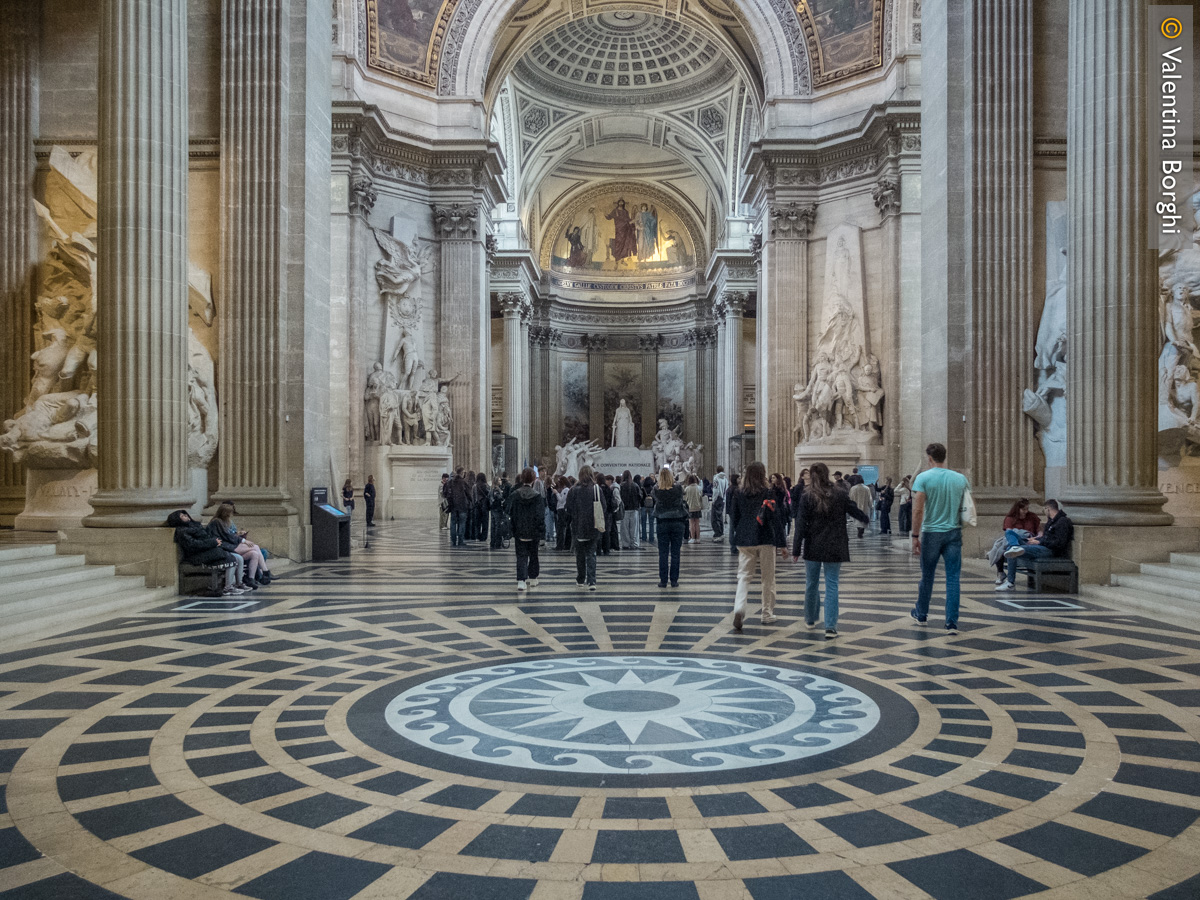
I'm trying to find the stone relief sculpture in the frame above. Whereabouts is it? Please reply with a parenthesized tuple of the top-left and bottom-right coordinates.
(186, 263, 220, 470)
(2, 147, 99, 468)
(794, 224, 884, 448)
(1157, 187, 1200, 460)
(363, 362, 394, 442)
(650, 418, 702, 477)
(610, 398, 636, 448)
(1023, 202, 1068, 467)
(374, 362, 455, 448)
(554, 437, 601, 480)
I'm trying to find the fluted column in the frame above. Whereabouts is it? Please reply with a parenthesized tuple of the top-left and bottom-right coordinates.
(519, 301, 531, 462)
(0, 0, 38, 523)
(498, 292, 524, 459)
(640, 334, 659, 450)
(685, 329, 700, 444)
(86, 0, 193, 526)
(586, 333, 607, 445)
(713, 307, 728, 471)
(436, 203, 489, 471)
(874, 179, 905, 481)
(701, 327, 718, 471)
(1060, 0, 1169, 524)
(347, 176, 376, 485)
(961, 0, 1037, 512)
(721, 291, 747, 471)
(529, 326, 546, 467)
(759, 202, 815, 473)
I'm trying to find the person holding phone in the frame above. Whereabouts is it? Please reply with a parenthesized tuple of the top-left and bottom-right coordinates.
(208, 502, 272, 587)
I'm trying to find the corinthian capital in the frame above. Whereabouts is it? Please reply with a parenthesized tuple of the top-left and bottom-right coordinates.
(769, 202, 817, 239)
(433, 203, 478, 238)
(349, 177, 377, 219)
(497, 291, 526, 315)
(873, 179, 901, 218)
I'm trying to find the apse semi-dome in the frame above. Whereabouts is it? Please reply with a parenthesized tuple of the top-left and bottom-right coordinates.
(512, 11, 736, 106)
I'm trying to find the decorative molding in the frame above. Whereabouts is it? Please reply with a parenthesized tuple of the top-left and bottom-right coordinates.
(485, 234, 497, 265)
(872, 178, 901, 218)
(797, 0, 885, 88)
(639, 333, 663, 352)
(348, 177, 378, 218)
(749, 234, 763, 266)
(584, 333, 608, 352)
(769, 202, 817, 240)
(433, 203, 479, 239)
(364, 0, 459, 88)
(550, 274, 697, 292)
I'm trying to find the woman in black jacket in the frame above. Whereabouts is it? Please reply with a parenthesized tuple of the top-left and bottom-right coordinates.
(363, 475, 377, 527)
(728, 461, 787, 631)
(792, 462, 869, 639)
(505, 467, 546, 591)
(651, 467, 688, 588)
(167, 510, 245, 595)
(565, 465, 610, 590)
(474, 472, 491, 541)
(877, 477, 894, 535)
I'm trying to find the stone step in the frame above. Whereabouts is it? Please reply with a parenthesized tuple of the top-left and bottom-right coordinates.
(1138, 562, 1200, 587)
(2, 574, 150, 619)
(0, 543, 58, 563)
(2, 562, 117, 594)
(4, 585, 178, 645)
(1082, 583, 1200, 628)
(0, 553, 88, 579)
(1167, 552, 1200, 570)
(1111, 572, 1200, 605)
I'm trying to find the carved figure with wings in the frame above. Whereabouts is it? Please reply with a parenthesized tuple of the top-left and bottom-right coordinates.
(373, 228, 434, 300)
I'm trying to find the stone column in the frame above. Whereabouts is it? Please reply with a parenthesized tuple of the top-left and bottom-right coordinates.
(586, 333, 607, 445)
(1060, 0, 1169, 525)
(874, 179, 904, 480)
(548, 328, 563, 449)
(347, 176, 376, 485)
(639, 334, 659, 450)
(498, 292, 524, 459)
(961, 0, 1037, 513)
(86, 0, 194, 526)
(702, 326, 718, 471)
(435, 202, 489, 472)
(685, 329, 700, 445)
(519, 300, 532, 462)
(0, 0, 38, 524)
(528, 326, 545, 468)
(721, 291, 747, 469)
(713, 306, 727, 471)
(759, 202, 815, 473)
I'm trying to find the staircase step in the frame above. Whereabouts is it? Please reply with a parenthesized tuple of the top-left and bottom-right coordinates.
(0, 575, 150, 619)
(1112, 573, 1200, 605)
(1083, 583, 1200, 628)
(1167, 552, 1200, 570)
(5, 586, 178, 644)
(1138, 563, 1200, 587)
(2, 563, 115, 594)
(0, 553, 88, 579)
(0, 543, 58, 563)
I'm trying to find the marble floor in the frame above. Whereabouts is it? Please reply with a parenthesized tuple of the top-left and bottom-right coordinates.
(1, 521, 1199, 900)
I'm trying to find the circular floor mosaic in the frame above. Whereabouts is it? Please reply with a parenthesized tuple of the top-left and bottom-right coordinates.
(349, 653, 916, 786)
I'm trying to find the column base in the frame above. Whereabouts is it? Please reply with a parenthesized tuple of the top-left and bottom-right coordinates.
(84, 486, 198, 528)
(1056, 486, 1172, 526)
(60, 524, 180, 587)
(14, 468, 98, 531)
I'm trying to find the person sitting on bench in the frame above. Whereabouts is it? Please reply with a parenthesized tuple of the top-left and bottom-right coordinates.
(166, 510, 247, 595)
(997, 499, 1074, 591)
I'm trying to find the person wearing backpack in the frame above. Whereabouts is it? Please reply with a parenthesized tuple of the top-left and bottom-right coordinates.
(728, 461, 787, 630)
(565, 465, 610, 590)
(652, 467, 688, 588)
(506, 468, 546, 591)
(619, 470, 642, 549)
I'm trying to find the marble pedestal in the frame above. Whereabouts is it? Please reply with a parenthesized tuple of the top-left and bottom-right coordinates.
(794, 442, 885, 482)
(189, 467, 210, 518)
(14, 468, 98, 531)
(371, 444, 452, 520)
(594, 448, 656, 479)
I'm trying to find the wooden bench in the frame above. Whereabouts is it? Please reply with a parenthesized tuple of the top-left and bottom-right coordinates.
(1016, 556, 1078, 594)
(178, 559, 237, 596)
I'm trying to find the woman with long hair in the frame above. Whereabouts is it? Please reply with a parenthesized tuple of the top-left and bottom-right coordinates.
(208, 502, 273, 588)
(793, 462, 869, 639)
(506, 467, 546, 590)
(728, 461, 787, 631)
(896, 475, 914, 534)
(565, 465, 609, 590)
(994, 498, 1040, 584)
(652, 467, 688, 587)
(683, 474, 703, 542)
(342, 479, 354, 515)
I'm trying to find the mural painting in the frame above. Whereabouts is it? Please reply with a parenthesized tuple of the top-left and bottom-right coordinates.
(797, 0, 884, 86)
(561, 359, 590, 443)
(366, 0, 457, 86)
(658, 359, 685, 434)
(603, 362, 644, 449)
(551, 192, 695, 275)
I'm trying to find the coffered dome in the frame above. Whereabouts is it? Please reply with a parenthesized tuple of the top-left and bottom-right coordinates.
(511, 11, 736, 106)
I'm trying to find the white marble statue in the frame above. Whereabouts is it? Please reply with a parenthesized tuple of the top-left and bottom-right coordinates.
(1024, 201, 1069, 467)
(364, 361, 391, 443)
(391, 327, 420, 391)
(186, 263, 219, 469)
(373, 227, 434, 303)
(554, 437, 601, 479)
(610, 398, 636, 448)
(651, 418, 683, 471)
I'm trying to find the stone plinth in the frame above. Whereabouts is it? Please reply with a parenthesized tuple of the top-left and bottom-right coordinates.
(189, 467, 209, 518)
(373, 444, 452, 520)
(794, 443, 885, 481)
(15, 468, 97, 531)
(594, 448, 656, 479)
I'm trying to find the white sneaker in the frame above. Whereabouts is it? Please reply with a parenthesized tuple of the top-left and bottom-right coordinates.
(529, 578, 539, 587)
(517, 580, 527, 591)
(994, 575, 1006, 585)
(761, 613, 778, 625)
(1003, 546, 1025, 559)
(994, 581, 1014, 592)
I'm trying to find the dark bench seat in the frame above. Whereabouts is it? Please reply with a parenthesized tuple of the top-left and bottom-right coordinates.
(178, 559, 237, 596)
(1016, 556, 1078, 594)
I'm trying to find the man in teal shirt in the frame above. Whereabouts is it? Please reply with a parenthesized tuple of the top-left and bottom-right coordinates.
(910, 442, 970, 634)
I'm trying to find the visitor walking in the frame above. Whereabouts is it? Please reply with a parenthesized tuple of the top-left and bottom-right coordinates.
(439, 473, 450, 530)
(728, 461, 787, 631)
(446, 467, 472, 547)
(684, 475, 703, 542)
(727, 473, 740, 556)
(877, 477, 894, 535)
(710, 466, 728, 541)
(643, 474, 658, 544)
(896, 475, 913, 534)
(792, 463, 869, 639)
(555, 477, 572, 551)
(506, 468, 546, 591)
(652, 467, 688, 587)
(619, 470, 642, 549)
(474, 472, 491, 542)
(910, 442, 971, 634)
(849, 479, 873, 538)
(566, 465, 610, 590)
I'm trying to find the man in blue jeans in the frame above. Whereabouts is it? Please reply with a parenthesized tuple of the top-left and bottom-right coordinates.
(910, 442, 971, 634)
(997, 500, 1074, 591)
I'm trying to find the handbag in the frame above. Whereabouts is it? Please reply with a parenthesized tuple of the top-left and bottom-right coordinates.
(593, 484, 607, 532)
(960, 487, 978, 527)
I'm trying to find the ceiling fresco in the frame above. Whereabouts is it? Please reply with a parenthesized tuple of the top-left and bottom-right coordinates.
(797, 0, 886, 86)
(366, 0, 459, 86)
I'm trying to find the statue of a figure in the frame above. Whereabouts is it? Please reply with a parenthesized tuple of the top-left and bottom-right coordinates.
(651, 418, 683, 471)
(792, 381, 809, 444)
(364, 361, 390, 443)
(1169, 364, 1200, 426)
(27, 329, 71, 407)
(433, 385, 453, 446)
(1, 392, 97, 468)
(391, 328, 420, 390)
(400, 391, 422, 445)
(853, 355, 884, 432)
(610, 398, 636, 448)
(187, 330, 219, 468)
(373, 229, 433, 301)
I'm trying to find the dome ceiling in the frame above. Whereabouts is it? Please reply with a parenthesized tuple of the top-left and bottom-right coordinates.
(511, 11, 737, 106)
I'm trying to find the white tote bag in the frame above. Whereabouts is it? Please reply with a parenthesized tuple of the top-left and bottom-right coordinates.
(593, 484, 607, 532)
(960, 487, 978, 528)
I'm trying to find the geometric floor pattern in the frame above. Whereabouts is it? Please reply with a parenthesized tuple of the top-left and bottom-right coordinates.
(2, 521, 1200, 899)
